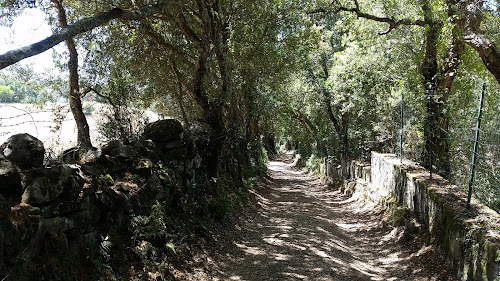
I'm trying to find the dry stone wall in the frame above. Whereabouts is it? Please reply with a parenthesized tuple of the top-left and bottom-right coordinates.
(0, 119, 204, 280)
(320, 152, 500, 281)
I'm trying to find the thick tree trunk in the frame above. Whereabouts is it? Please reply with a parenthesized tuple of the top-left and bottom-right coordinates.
(331, 0, 477, 176)
(420, 1, 453, 177)
(172, 0, 229, 178)
(53, 0, 92, 148)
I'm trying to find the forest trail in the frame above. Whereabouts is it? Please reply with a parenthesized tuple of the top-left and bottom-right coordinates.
(211, 154, 456, 281)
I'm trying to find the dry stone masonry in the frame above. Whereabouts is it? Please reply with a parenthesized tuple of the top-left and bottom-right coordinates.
(318, 152, 500, 281)
(0, 119, 204, 280)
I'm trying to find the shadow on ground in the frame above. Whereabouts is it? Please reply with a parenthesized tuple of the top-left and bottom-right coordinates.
(212, 153, 456, 281)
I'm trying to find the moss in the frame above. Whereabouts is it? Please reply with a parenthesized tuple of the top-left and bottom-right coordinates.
(99, 174, 115, 186)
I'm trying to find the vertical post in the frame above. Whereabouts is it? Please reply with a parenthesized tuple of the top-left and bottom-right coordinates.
(427, 92, 433, 179)
(400, 90, 404, 164)
(467, 83, 486, 209)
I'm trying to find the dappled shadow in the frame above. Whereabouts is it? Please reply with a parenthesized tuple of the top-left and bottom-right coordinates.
(213, 154, 456, 281)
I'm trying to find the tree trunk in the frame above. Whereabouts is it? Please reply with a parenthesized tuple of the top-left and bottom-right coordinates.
(53, 0, 92, 148)
(321, 88, 349, 157)
(289, 109, 327, 156)
(462, 0, 500, 84)
(341, 116, 349, 157)
(172, 0, 229, 178)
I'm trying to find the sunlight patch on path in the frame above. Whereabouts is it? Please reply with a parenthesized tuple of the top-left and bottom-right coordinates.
(214, 154, 456, 281)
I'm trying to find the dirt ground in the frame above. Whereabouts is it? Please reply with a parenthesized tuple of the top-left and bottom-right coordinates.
(205, 153, 457, 281)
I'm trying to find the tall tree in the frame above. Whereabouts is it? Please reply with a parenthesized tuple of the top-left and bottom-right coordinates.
(313, 0, 465, 177)
(52, 0, 92, 148)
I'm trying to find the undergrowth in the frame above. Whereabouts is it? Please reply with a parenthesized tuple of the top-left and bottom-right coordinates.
(90, 143, 269, 279)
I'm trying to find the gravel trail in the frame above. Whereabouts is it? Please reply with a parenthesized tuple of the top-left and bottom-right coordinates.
(212, 154, 456, 281)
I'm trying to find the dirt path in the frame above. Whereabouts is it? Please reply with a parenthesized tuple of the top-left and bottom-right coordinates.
(211, 154, 456, 281)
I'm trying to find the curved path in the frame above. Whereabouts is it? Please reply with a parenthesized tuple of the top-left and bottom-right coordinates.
(212, 154, 455, 281)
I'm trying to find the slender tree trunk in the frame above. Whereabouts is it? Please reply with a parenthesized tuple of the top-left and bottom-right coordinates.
(321, 88, 349, 157)
(341, 116, 348, 157)
(289, 109, 327, 156)
(53, 0, 92, 148)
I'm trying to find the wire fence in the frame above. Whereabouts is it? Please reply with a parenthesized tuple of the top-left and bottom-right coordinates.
(396, 83, 500, 212)
(0, 102, 107, 157)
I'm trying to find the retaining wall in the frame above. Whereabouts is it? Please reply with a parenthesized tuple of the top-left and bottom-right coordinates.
(319, 152, 500, 281)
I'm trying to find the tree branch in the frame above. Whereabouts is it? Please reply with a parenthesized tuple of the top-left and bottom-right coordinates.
(313, 0, 429, 35)
(139, 23, 194, 67)
(170, 59, 198, 104)
(462, 0, 500, 84)
(81, 86, 117, 108)
(175, 9, 203, 50)
(0, 3, 167, 69)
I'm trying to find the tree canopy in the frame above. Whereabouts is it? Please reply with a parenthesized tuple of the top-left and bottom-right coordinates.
(1, 0, 500, 208)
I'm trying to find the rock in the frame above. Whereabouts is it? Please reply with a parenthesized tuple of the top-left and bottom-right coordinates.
(163, 140, 184, 150)
(96, 155, 127, 174)
(80, 162, 106, 178)
(39, 188, 95, 218)
(98, 174, 115, 186)
(0, 194, 10, 218)
(94, 188, 129, 233)
(22, 164, 85, 206)
(110, 145, 139, 161)
(68, 205, 101, 231)
(143, 119, 183, 142)
(133, 158, 153, 176)
(134, 139, 156, 151)
(0, 154, 22, 197)
(81, 147, 102, 163)
(134, 139, 160, 163)
(345, 181, 356, 196)
(1, 133, 45, 170)
(61, 147, 80, 163)
(185, 159, 194, 170)
(3, 204, 43, 261)
(102, 140, 122, 155)
(43, 217, 75, 236)
(163, 148, 186, 161)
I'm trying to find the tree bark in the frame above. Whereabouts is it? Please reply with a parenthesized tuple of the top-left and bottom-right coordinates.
(462, 0, 500, 84)
(171, 0, 228, 178)
(52, 0, 92, 148)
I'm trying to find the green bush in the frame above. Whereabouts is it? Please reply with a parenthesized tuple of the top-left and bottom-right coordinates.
(305, 154, 321, 173)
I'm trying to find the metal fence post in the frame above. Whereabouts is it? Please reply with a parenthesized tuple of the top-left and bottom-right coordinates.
(427, 91, 433, 179)
(467, 83, 486, 209)
(400, 90, 404, 164)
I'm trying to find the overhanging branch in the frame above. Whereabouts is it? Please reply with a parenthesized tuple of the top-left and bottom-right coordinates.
(311, 0, 429, 35)
(0, 3, 168, 69)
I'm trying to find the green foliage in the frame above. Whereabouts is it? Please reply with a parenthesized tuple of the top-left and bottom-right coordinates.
(0, 70, 49, 103)
(90, 235, 115, 275)
(83, 102, 94, 115)
(94, 68, 152, 141)
(0, 85, 14, 102)
(130, 201, 170, 242)
(305, 154, 322, 173)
